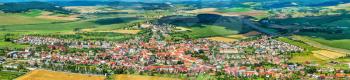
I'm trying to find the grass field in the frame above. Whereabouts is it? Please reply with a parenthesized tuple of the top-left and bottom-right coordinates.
(21, 9, 43, 17)
(325, 19, 350, 27)
(291, 35, 350, 54)
(114, 74, 181, 80)
(0, 71, 25, 80)
(0, 13, 60, 26)
(186, 25, 239, 38)
(16, 70, 106, 80)
(0, 41, 28, 49)
(307, 37, 350, 50)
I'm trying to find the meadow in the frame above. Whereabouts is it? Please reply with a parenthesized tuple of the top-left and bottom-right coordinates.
(292, 35, 350, 53)
(0, 13, 60, 26)
(186, 25, 239, 38)
(0, 71, 25, 80)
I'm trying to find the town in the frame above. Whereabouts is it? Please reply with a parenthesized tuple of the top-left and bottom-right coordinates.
(2, 22, 349, 79)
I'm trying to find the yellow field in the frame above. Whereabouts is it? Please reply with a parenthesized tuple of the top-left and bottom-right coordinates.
(325, 3, 350, 10)
(114, 74, 181, 80)
(0, 13, 58, 25)
(207, 37, 238, 42)
(37, 11, 79, 21)
(81, 29, 141, 34)
(107, 30, 141, 34)
(64, 6, 102, 13)
(313, 53, 331, 60)
(16, 70, 105, 80)
(226, 35, 247, 39)
(312, 50, 347, 60)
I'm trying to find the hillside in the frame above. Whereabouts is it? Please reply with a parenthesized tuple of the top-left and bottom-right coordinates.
(0, 2, 70, 14)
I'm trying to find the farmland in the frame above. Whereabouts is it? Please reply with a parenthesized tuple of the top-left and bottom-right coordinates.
(292, 35, 350, 53)
(312, 50, 347, 60)
(1, 0, 350, 80)
(0, 71, 25, 80)
(0, 13, 60, 26)
(114, 74, 182, 80)
(16, 70, 106, 80)
(207, 37, 238, 42)
(218, 7, 253, 13)
(186, 25, 239, 38)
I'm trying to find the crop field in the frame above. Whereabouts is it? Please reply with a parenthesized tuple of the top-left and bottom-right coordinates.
(325, 3, 350, 11)
(312, 50, 347, 60)
(114, 74, 181, 80)
(16, 70, 106, 80)
(185, 7, 267, 19)
(226, 34, 247, 39)
(174, 27, 191, 32)
(218, 8, 253, 13)
(291, 35, 350, 54)
(310, 38, 350, 50)
(0, 13, 60, 26)
(0, 71, 25, 80)
(207, 37, 238, 42)
(187, 25, 239, 38)
(37, 11, 80, 21)
(93, 30, 141, 34)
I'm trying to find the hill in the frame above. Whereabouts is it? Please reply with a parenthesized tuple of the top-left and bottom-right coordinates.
(0, 2, 70, 14)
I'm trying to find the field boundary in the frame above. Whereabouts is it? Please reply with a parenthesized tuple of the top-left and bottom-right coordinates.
(292, 35, 350, 55)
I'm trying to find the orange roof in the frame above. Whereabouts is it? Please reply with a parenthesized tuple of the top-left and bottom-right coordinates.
(335, 73, 345, 78)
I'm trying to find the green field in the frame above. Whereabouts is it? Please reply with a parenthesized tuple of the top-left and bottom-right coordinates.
(0, 13, 61, 26)
(303, 37, 350, 50)
(186, 25, 239, 38)
(276, 37, 319, 51)
(218, 7, 253, 13)
(0, 71, 24, 80)
(293, 35, 350, 50)
(21, 9, 43, 17)
(277, 37, 349, 69)
(324, 19, 350, 27)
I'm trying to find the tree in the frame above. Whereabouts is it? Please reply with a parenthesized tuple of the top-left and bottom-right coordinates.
(305, 66, 317, 74)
